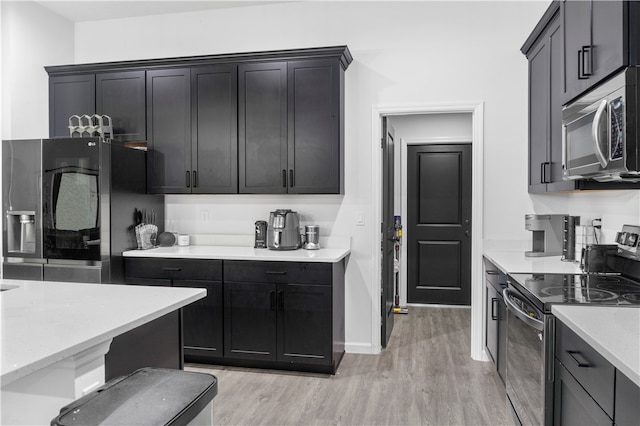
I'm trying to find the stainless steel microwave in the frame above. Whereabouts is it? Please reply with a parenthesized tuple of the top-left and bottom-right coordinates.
(562, 66, 639, 182)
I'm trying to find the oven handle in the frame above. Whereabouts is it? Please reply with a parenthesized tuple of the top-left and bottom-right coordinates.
(502, 288, 544, 331)
(591, 99, 609, 169)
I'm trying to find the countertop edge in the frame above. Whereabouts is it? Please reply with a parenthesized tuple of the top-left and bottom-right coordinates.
(123, 246, 351, 262)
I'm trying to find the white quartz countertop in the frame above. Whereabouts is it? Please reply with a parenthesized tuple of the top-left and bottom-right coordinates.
(123, 245, 350, 263)
(483, 249, 584, 275)
(0, 279, 205, 386)
(552, 305, 640, 387)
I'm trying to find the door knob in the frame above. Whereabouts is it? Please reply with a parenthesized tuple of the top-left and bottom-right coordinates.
(465, 230, 470, 237)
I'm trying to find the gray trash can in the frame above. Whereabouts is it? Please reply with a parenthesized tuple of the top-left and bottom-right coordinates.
(51, 368, 218, 426)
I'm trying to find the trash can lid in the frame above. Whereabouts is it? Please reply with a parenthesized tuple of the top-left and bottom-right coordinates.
(51, 368, 218, 426)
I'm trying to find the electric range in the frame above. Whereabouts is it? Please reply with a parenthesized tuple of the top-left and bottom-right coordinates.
(507, 272, 640, 313)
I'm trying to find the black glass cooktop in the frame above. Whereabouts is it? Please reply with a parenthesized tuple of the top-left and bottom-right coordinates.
(507, 273, 640, 313)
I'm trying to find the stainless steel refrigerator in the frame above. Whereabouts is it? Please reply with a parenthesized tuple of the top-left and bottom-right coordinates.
(3, 137, 164, 283)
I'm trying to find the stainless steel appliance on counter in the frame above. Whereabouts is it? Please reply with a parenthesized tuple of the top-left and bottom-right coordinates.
(254, 220, 267, 249)
(3, 137, 164, 283)
(303, 225, 320, 250)
(562, 66, 640, 182)
(525, 214, 565, 257)
(2, 139, 45, 279)
(504, 224, 640, 426)
(267, 209, 301, 250)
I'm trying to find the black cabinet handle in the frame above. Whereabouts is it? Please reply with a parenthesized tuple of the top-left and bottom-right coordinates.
(289, 169, 294, 187)
(278, 291, 284, 311)
(282, 169, 287, 187)
(566, 350, 590, 368)
(578, 46, 593, 80)
(540, 162, 545, 184)
(491, 298, 498, 321)
(265, 271, 287, 275)
(270, 291, 276, 311)
(486, 271, 499, 275)
(162, 267, 182, 272)
(186, 171, 191, 188)
(193, 171, 197, 188)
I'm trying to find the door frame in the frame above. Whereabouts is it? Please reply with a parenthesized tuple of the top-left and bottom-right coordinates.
(371, 102, 486, 361)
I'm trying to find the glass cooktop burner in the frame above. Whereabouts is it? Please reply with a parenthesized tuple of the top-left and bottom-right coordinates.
(540, 286, 619, 301)
(622, 292, 640, 303)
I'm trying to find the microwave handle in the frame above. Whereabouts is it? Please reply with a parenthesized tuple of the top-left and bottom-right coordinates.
(592, 99, 609, 168)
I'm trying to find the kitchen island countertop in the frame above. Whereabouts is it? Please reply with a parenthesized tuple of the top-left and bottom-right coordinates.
(123, 245, 350, 262)
(0, 279, 205, 386)
(552, 305, 640, 387)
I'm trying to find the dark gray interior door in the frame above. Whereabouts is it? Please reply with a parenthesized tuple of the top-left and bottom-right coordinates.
(381, 117, 395, 348)
(407, 144, 472, 305)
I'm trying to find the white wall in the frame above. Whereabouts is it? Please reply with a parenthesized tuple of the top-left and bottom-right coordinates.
(71, 1, 550, 352)
(0, 1, 74, 139)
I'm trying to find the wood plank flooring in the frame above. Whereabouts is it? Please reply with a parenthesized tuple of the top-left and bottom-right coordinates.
(186, 306, 511, 425)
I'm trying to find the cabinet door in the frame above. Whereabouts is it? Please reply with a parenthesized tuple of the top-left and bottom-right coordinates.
(49, 74, 95, 138)
(146, 68, 191, 194)
(485, 283, 499, 365)
(615, 370, 640, 426)
(191, 65, 238, 194)
(287, 60, 341, 194)
(562, 0, 593, 103)
(96, 71, 146, 142)
(277, 282, 332, 365)
(590, 1, 625, 85)
(224, 281, 277, 361)
(238, 62, 288, 194)
(554, 360, 613, 425)
(528, 35, 549, 194)
(174, 280, 223, 358)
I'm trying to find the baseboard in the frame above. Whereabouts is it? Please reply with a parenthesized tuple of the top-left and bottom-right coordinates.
(345, 343, 379, 354)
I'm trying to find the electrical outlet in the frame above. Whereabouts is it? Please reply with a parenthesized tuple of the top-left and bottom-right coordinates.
(356, 211, 365, 226)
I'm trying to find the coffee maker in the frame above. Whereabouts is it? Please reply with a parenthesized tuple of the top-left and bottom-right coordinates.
(525, 214, 565, 257)
(267, 209, 301, 250)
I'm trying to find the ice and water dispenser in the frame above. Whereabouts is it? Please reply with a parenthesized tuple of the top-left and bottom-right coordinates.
(6, 211, 36, 253)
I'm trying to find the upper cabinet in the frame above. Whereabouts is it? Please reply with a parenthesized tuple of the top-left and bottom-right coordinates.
(96, 71, 146, 142)
(48, 71, 146, 141)
(49, 74, 95, 138)
(562, 0, 640, 105)
(46, 46, 352, 195)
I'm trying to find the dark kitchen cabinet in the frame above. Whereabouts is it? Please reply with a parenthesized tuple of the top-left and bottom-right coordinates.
(191, 65, 238, 193)
(287, 59, 343, 194)
(553, 359, 613, 426)
(49, 74, 95, 138)
(224, 260, 343, 372)
(561, 0, 640, 105)
(146, 68, 191, 194)
(523, 6, 571, 193)
(483, 257, 507, 384)
(615, 370, 640, 426)
(96, 70, 146, 142)
(124, 258, 224, 361)
(238, 62, 288, 194)
(554, 320, 615, 425)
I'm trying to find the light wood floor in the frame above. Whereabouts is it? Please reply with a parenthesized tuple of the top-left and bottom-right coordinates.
(186, 306, 511, 425)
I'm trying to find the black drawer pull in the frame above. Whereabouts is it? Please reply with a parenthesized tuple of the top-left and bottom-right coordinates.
(162, 267, 182, 272)
(567, 350, 590, 368)
(265, 271, 287, 275)
(289, 169, 294, 187)
(186, 171, 191, 188)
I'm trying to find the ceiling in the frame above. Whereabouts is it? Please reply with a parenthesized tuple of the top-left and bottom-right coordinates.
(33, 1, 292, 23)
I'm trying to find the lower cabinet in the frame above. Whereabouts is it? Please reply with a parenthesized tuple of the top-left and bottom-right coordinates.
(484, 257, 507, 384)
(124, 257, 344, 374)
(553, 320, 640, 426)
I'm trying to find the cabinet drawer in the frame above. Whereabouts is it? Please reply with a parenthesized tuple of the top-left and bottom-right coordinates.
(124, 258, 222, 281)
(556, 321, 615, 418)
(225, 260, 331, 285)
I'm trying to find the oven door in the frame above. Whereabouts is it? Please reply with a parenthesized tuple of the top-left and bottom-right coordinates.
(504, 288, 545, 426)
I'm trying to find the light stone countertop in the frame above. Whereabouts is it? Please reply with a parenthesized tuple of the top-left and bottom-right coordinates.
(483, 249, 584, 275)
(0, 279, 205, 386)
(123, 245, 350, 263)
(552, 305, 640, 387)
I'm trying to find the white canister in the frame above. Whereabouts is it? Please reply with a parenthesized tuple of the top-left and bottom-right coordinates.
(177, 234, 190, 246)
